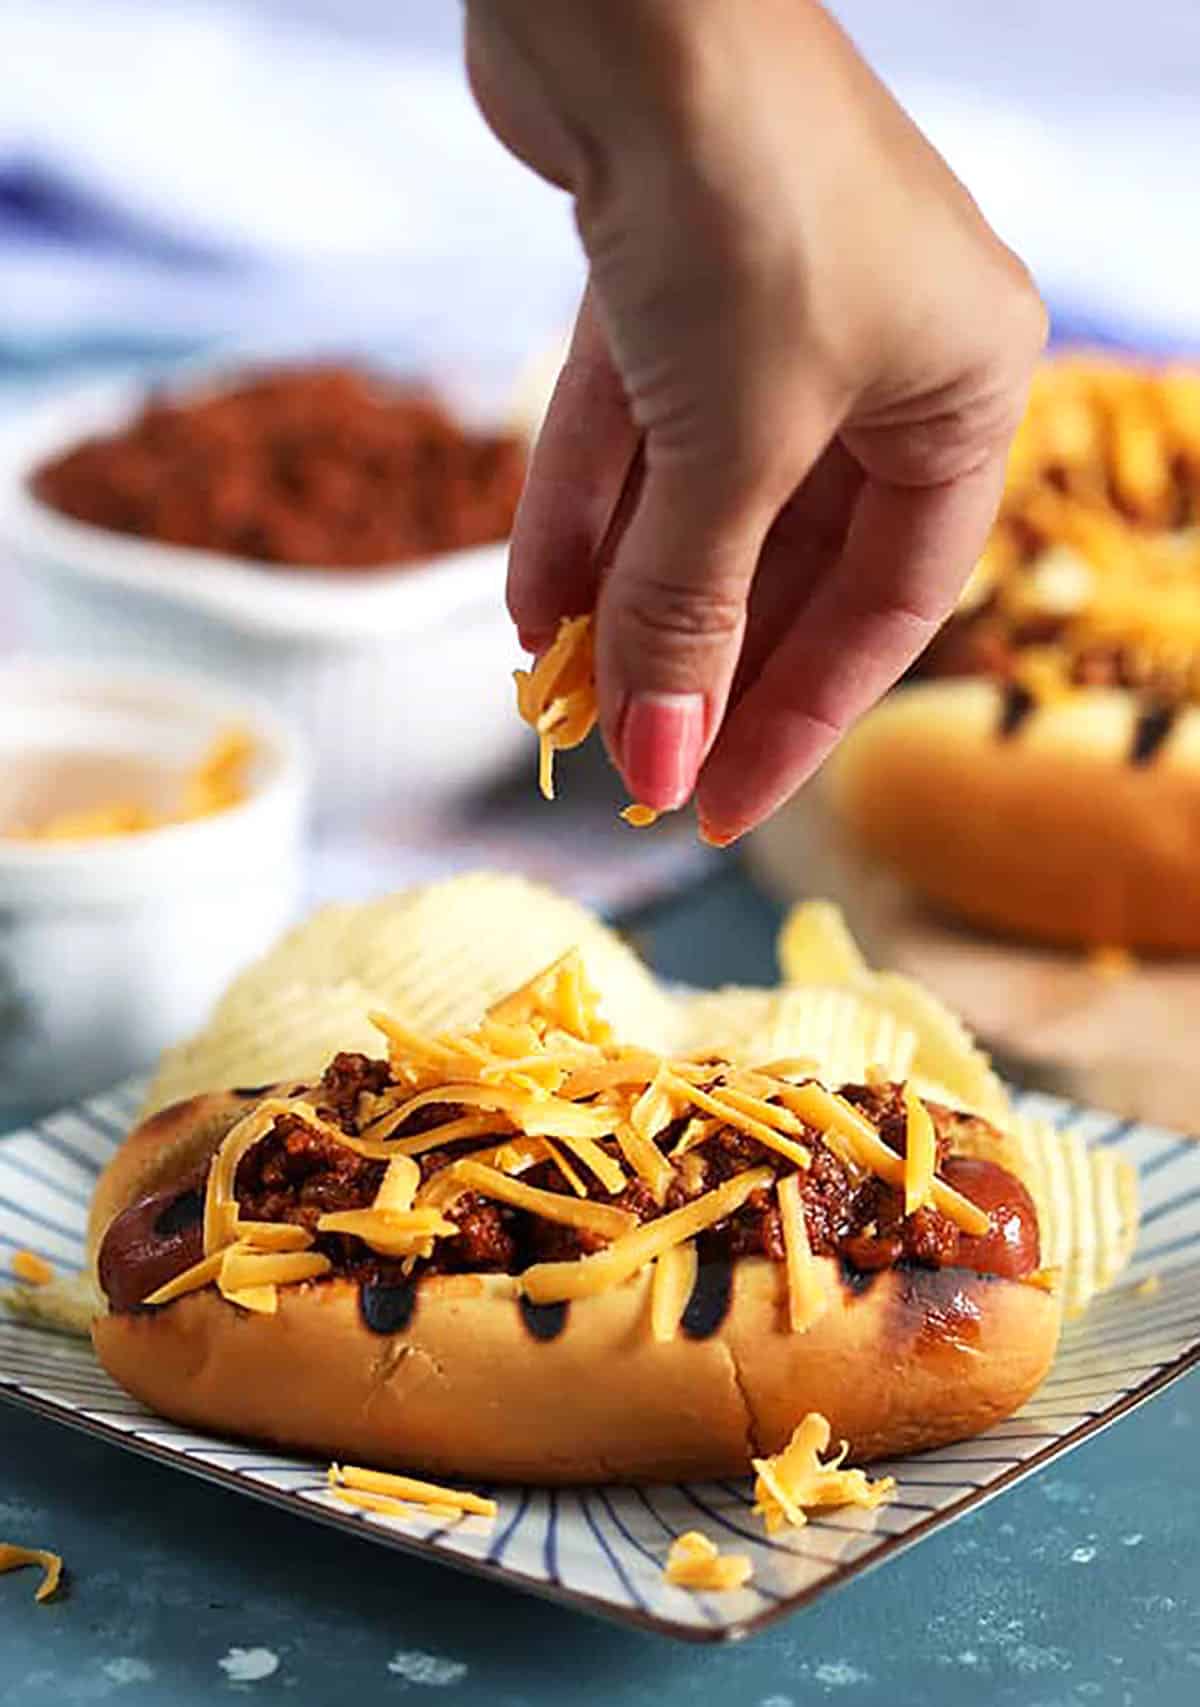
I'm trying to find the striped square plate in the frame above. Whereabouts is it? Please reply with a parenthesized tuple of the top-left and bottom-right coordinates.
(1, 1081, 1198, 1642)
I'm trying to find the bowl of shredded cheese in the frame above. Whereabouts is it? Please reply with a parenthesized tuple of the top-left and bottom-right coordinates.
(0, 659, 307, 1117)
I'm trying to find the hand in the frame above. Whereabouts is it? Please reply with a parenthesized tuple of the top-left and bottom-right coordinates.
(466, 0, 1046, 838)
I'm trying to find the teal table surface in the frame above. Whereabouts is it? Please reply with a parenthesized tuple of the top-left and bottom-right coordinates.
(2, 869, 1198, 1707)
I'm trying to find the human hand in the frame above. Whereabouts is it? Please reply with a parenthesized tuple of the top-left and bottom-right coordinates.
(466, 0, 1046, 839)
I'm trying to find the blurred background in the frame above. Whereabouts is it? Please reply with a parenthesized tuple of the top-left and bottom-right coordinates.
(3, 0, 1200, 1111)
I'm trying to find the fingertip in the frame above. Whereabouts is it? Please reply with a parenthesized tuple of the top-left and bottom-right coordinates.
(696, 815, 741, 850)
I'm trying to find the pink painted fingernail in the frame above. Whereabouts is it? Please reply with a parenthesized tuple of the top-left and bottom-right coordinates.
(697, 816, 741, 850)
(619, 692, 705, 811)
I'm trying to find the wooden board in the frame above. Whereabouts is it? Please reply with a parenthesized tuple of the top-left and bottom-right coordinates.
(747, 784, 1200, 1133)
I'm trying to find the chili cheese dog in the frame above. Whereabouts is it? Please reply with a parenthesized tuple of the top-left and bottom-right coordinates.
(89, 957, 1060, 1482)
(830, 355, 1200, 952)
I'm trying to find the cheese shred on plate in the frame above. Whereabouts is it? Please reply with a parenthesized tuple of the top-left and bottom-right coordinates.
(10, 1250, 54, 1286)
(0, 1543, 64, 1603)
(328, 1463, 497, 1522)
(148, 945, 1005, 1325)
(664, 1531, 752, 1593)
(752, 1413, 895, 1534)
(513, 614, 658, 826)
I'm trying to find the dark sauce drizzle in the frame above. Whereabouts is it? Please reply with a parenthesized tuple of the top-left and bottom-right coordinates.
(359, 1276, 419, 1335)
(997, 681, 1036, 739)
(1130, 702, 1176, 767)
(519, 1297, 570, 1342)
(681, 1259, 734, 1339)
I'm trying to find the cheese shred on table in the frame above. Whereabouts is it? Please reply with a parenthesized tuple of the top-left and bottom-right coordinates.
(155, 946, 1001, 1324)
(0, 1543, 64, 1603)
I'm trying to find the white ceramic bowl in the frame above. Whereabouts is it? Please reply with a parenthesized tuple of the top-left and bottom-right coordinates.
(0, 660, 307, 1118)
(0, 372, 531, 818)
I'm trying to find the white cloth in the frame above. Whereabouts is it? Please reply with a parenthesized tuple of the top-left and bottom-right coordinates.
(2, 0, 1200, 368)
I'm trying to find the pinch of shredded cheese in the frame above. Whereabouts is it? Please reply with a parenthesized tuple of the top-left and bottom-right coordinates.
(514, 615, 658, 824)
(10, 1251, 54, 1286)
(0, 1543, 64, 1603)
(751, 1414, 895, 1534)
(664, 1531, 752, 1593)
(328, 1463, 497, 1521)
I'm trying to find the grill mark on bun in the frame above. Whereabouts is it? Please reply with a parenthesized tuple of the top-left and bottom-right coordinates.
(997, 680, 1036, 739)
(359, 1276, 419, 1335)
(680, 1259, 734, 1339)
(897, 1265, 985, 1349)
(518, 1298, 570, 1342)
(233, 1084, 276, 1098)
(838, 1259, 879, 1298)
(1130, 701, 1176, 766)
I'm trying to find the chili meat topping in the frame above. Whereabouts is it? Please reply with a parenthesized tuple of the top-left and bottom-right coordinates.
(99, 1053, 1040, 1313)
(34, 364, 527, 570)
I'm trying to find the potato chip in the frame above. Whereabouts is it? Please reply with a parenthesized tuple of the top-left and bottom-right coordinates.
(678, 986, 916, 1088)
(776, 901, 1008, 1122)
(1, 1270, 101, 1338)
(777, 900, 868, 987)
(141, 979, 387, 1117)
(1009, 1115, 1138, 1317)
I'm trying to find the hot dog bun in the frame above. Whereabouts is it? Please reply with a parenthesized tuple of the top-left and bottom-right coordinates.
(829, 678, 1200, 953)
(90, 1090, 1060, 1482)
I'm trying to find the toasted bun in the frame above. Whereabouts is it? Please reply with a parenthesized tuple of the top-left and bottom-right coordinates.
(830, 678, 1200, 953)
(91, 1256, 1057, 1482)
(89, 1089, 1058, 1481)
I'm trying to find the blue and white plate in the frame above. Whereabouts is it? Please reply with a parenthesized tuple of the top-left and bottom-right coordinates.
(1, 1082, 1197, 1642)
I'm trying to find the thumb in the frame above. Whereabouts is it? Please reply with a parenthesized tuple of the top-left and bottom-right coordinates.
(594, 458, 770, 812)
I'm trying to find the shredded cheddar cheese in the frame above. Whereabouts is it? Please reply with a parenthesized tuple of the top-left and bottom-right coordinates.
(650, 1241, 699, 1342)
(142, 1250, 225, 1306)
(902, 1085, 937, 1217)
(328, 1463, 497, 1521)
(779, 1082, 990, 1236)
(664, 1531, 752, 1593)
(10, 1251, 54, 1286)
(777, 1173, 827, 1333)
(514, 615, 658, 824)
(0, 1543, 64, 1603)
(751, 1414, 895, 1534)
(621, 803, 659, 827)
(138, 946, 1010, 1337)
(520, 1168, 775, 1305)
(373, 1155, 421, 1213)
(431, 1159, 637, 1240)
